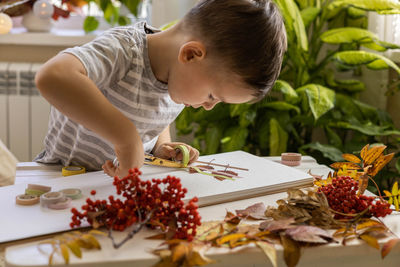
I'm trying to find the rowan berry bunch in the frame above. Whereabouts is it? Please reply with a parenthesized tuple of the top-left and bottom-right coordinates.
(318, 176, 392, 219)
(70, 168, 201, 241)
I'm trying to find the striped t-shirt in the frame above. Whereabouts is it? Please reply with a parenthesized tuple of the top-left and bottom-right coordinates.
(35, 22, 184, 171)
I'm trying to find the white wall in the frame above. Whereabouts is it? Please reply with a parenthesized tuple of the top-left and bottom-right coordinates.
(152, 0, 198, 27)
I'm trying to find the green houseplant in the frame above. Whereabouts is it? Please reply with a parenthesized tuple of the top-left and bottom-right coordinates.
(175, 0, 400, 193)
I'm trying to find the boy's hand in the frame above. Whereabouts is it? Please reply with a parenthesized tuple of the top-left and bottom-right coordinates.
(102, 143, 144, 178)
(153, 142, 199, 165)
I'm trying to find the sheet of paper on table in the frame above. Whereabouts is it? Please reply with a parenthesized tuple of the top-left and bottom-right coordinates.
(0, 150, 312, 243)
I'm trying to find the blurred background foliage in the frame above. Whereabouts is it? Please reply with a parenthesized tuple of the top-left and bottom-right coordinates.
(175, 0, 400, 193)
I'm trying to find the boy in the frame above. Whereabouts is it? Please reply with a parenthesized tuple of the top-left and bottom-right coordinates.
(34, 0, 287, 178)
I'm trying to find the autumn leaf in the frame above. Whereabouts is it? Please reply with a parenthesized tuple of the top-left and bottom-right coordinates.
(368, 153, 394, 177)
(356, 219, 382, 231)
(60, 244, 70, 264)
(256, 241, 277, 267)
(392, 182, 399, 211)
(285, 225, 333, 243)
(216, 233, 246, 246)
(171, 243, 188, 262)
(342, 153, 361, 164)
(66, 240, 82, 258)
(330, 162, 361, 170)
(383, 190, 393, 205)
(225, 211, 241, 225)
(360, 144, 369, 160)
(357, 174, 369, 195)
(359, 234, 380, 250)
(184, 245, 215, 266)
(236, 202, 267, 220)
(363, 145, 386, 165)
(259, 218, 296, 232)
(381, 238, 400, 259)
(280, 234, 301, 267)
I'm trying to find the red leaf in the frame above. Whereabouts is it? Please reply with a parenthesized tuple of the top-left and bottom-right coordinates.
(236, 202, 267, 220)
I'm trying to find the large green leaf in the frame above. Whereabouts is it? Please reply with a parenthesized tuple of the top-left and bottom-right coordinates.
(324, 126, 343, 148)
(320, 28, 400, 52)
(329, 119, 400, 136)
(258, 120, 270, 150)
(296, 84, 335, 120)
(333, 51, 400, 74)
(221, 127, 249, 152)
(230, 104, 251, 117)
(274, 0, 308, 51)
(269, 118, 288, 156)
(320, 27, 376, 44)
(301, 142, 344, 162)
(205, 125, 223, 155)
(239, 109, 257, 128)
(175, 108, 193, 135)
(328, 0, 400, 14)
(301, 7, 320, 28)
(272, 80, 299, 103)
(261, 101, 300, 113)
(120, 0, 141, 17)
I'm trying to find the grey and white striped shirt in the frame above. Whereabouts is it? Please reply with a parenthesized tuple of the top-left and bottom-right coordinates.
(35, 22, 184, 171)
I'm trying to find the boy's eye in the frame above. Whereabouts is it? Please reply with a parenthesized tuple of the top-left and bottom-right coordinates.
(208, 94, 215, 101)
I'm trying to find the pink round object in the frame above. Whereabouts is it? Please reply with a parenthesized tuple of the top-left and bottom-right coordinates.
(281, 152, 302, 161)
(47, 197, 72, 210)
(281, 159, 301, 166)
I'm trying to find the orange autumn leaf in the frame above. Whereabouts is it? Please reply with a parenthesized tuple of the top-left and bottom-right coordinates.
(368, 153, 395, 177)
(171, 243, 188, 263)
(342, 153, 361, 164)
(330, 162, 362, 170)
(359, 234, 380, 250)
(381, 238, 400, 259)
(360, 144, 369, 160)
(216, 233, 246, 245)
(363, 145, 386, 165)
(356, 219, 382, 231)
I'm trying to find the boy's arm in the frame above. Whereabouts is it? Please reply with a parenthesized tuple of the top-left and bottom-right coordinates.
(35, 53, 144, 177)
(152, 125, 199, 164)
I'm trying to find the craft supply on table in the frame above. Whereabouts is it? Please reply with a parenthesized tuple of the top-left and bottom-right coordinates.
(15, 194, 40, 205)
(62, 166, 86, 176)
(59, 188, 82, 199)
(47, 197, 72, 210)
(40, 191, 65, 207)
(280, 152, 302, 166)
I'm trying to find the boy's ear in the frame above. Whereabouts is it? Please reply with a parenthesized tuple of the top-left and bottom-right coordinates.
(178, 41, 206, 63)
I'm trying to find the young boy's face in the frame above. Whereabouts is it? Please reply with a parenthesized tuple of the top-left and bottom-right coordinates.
(168, 50, 254, 110)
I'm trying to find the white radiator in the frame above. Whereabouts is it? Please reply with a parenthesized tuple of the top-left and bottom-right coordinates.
(0, 62, 50, 162)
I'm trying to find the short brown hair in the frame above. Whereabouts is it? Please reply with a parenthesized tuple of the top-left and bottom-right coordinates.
(181, 0, 287, 101)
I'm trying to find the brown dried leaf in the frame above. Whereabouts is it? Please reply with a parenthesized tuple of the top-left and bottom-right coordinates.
(330, 162, 361, 170)
(256, 241, 277, 267)
(368, 153, 394, 177)
(236, 202, 267, 220)
(342, 153, 361, 163)
(359, 234, 380, 250)
(225, 211, 241, 225)
(259, 218, 295, 232)
(285, 225, 332, 244)
(357, 174, 369, 195)
(381, 238, 400, 259)
(363, 145, 386, 165)
(280, 234, 300, 267)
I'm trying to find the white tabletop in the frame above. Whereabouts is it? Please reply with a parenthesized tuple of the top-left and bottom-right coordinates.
(3, 157, 400, 267)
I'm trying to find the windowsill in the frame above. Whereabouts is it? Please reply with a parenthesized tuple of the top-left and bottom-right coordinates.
(0, 27, 99, 47)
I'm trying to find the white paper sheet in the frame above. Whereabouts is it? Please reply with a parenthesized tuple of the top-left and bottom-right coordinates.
(0, 151, 312, 243)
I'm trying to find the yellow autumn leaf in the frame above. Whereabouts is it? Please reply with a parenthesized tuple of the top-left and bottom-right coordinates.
(171, 243, 188, 263)
(230, 240, 253, 248)
(66, 240, 82, 258)
(342, 153, 361, 164)
(184, 248, 215, 266)
(216, 233, 246, 245)
(392, 181, 399, 196)
(60, 243, 70, 264)
(363, 145, 386, 166)
(330, 162, 361, 170)
(394, 196, 399, 211)
(88, 229, 107, 236)
(360, 234, 380, 250)
(356, 219, 382, 231)
(360, 144, 369, 160)
(281, 235, 300, 267)
(368, 153, 394, 177)
(81, 234, 101, 249)
(384, 190, 393, 205)
(256, 241, 277, 267)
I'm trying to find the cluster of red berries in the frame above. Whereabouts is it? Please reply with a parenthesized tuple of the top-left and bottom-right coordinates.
(318, 176, 392, 219)
(70, 168, 201, 241)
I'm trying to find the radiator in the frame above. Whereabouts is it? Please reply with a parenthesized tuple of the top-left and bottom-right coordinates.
(0, 62, 50, 162)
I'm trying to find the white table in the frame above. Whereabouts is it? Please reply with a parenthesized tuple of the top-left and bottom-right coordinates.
(2, 157, 400, 267)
